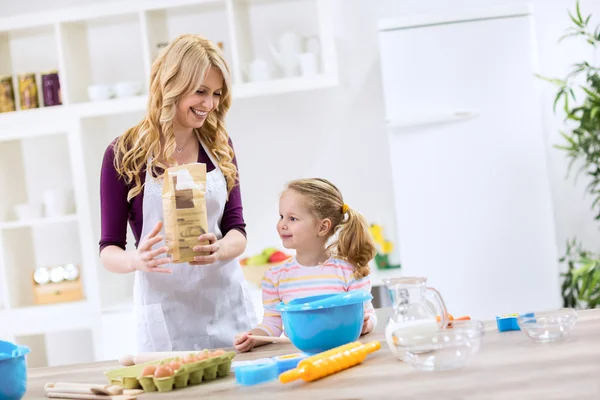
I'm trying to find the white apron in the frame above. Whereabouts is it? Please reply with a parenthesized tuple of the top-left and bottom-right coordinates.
(133, 140, 257, 352)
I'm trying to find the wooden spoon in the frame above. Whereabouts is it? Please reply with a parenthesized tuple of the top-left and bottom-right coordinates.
(247, 334, 291, 343)
(46, 393, 136, 400)
(45, 382, 123, 396)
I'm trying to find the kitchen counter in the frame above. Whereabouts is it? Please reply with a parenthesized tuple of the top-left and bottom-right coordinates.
(25, 308, 600, 399)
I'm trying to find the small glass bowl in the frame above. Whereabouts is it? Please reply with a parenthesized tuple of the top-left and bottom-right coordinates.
(392, 320, 485, 371)
(517, 308, 577, 343)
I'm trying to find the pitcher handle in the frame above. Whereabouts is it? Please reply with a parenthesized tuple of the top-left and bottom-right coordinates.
(426, 287, 449, 328)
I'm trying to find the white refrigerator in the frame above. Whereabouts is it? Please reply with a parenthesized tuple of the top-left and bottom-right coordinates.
(377, 5, 562, 320)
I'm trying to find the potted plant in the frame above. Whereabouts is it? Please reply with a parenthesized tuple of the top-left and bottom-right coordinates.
(539, 1, 600, 309)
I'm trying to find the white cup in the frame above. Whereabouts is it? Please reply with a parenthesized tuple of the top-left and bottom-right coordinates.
(43, 189, 73, 217)
(298, 52, 318, 77)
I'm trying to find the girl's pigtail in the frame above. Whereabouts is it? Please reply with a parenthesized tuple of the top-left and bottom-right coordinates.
(334, 207, 376, 279)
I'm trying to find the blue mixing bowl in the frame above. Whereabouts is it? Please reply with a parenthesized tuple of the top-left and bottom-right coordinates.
(275, 291, 373, 354)
(0, 340, 30, 400)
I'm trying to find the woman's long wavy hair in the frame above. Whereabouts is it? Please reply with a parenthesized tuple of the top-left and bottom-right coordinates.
(285, 178, 377, 279)
(113, 34, 237, 201)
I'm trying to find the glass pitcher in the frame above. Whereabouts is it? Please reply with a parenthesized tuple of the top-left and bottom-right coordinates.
(382, 277, 449, 360)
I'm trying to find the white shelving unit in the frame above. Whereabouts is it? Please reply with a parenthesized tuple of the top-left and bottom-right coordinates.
(0, 0, 339, 366)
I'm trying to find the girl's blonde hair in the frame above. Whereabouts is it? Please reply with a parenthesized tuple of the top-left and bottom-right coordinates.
(113, 34, 237, 201)
(286, 178, 376, 279)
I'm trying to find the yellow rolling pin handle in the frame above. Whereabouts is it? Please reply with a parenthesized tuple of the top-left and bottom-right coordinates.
(279, 341, 381, 384)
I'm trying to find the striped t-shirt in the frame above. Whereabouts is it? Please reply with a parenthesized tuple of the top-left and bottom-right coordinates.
(258, 256, 377, 337)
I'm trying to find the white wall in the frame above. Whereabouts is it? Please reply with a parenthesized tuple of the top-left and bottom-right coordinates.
(2, 0, 599, 288)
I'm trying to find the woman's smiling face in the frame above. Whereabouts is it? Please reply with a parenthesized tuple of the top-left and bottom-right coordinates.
(174, 67, 223, 130)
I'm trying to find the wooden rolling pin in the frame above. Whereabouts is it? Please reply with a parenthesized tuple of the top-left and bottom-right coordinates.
(119, 335, 291, 366)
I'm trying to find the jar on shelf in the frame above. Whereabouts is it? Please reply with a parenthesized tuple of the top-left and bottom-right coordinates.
(32, 264, 84, 305)
(18, 72, 39, 110)
(41, 70, 62, 107)
(0, 75, 16, 113)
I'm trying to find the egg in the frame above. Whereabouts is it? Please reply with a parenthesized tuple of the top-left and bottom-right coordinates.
(196, 352, 208, 361)
(169, 359, 182, 372)
(154, 365, 174, 378)
(211, 349, 225, 357)
(182, 353, 197, 364)
(140, 365, 156, 377)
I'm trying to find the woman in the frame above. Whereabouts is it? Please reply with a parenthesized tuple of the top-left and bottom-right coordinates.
(99, 34, 256, 351)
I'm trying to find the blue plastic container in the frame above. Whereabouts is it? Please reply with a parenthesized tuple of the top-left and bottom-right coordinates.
(272, 353, 308, 374)
(275, 291, 372, 354)
(0, 340, 30, 400)
(496, 312, 536, 332)
(496, 314, 521, 332)
(234, 359, 278, 386)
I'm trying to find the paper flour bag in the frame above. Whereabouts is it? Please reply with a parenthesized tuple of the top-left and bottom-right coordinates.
(162, 163, 210, 264)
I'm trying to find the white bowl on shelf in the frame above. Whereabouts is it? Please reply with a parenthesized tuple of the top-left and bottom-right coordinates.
(114, 81, 142, 98)
(88, 84, 114, 101)
(14, 203, 43, 221)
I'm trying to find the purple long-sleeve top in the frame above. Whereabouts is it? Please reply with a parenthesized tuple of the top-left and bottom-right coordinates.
(99, 137, 247, 253)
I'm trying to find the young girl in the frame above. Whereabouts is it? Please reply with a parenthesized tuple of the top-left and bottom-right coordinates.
(234, 178, 377, 352)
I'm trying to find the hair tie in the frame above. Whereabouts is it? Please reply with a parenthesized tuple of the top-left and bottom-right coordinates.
(342, 204, 350, 214)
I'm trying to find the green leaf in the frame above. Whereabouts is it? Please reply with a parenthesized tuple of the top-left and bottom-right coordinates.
(582, 86, 600, 101)
(569, 10, 583, 27)
(569, 87, 577, 100)
(564, 93, 571, 115)
(559, 31, 580, 42)
(588, 271, 600, 296)
(554, 144, 572, 151)
(576, 1, 584, 23)
(560, 131, 578, 146)
(535, 73, 566, 86)
(553, 89, 565, 112)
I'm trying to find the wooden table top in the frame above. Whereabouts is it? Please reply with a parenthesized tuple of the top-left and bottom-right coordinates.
(25, 308, 600, 399)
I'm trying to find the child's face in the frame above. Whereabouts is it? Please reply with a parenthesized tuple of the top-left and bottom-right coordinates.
(277, 190, 322, 251)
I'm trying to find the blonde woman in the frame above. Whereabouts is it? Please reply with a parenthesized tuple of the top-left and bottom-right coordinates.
(99, 34, 256, 351)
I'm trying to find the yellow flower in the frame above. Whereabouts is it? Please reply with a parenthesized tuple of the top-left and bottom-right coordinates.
(370, 224, 384, 245)
(382, 240, 394, 254)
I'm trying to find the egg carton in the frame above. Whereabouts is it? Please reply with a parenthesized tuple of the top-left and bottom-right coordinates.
(104, 351, 236, 392)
